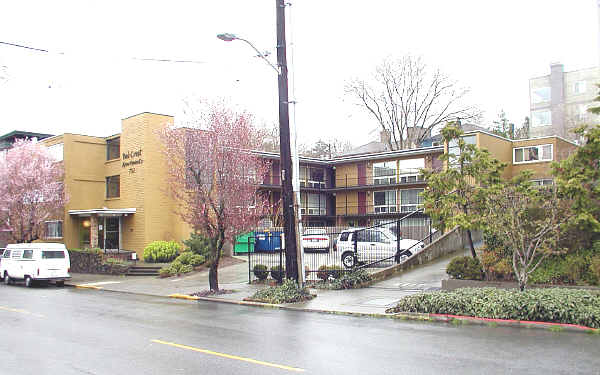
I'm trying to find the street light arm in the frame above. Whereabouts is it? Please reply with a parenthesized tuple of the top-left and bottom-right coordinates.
(235, 37, 280, 75)
(217, 33, 280, 74)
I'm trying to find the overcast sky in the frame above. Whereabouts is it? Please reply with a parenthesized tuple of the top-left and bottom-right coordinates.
(0, 0, 598, 146)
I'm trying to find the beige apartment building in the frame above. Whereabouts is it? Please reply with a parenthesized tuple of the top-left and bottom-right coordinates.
(41, 113, 191, 257)
(28, 113, 578, 256)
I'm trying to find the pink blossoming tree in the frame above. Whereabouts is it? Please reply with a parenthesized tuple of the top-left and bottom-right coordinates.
(0, 139, 67, 243)
(161, 101, 270, 292)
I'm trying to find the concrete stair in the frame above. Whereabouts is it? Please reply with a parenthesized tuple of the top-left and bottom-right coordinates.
(126, 266, 161, 276)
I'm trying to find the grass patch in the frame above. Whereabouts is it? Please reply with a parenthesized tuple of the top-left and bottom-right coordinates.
(386, 287, 600, 329)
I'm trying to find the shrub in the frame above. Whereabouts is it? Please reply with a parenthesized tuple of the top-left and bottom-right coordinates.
(102, 257, 127, 266)
(143, 241, 181, 263)
(328, 265, 344, 280)
(589, 256, 600, 285)
(70, 248, 102, 255)
(270, 265, 285, 282)
(316, 265, 329, 281)
(530, 250, 598, 286)
(446, 256, 483, 280)
(249, 279, 313, 304)
(320, 269, 371, 290)
(386, 287, 600, 329)
(159, 260, 194, 277)
(183, 233, 211, 257)
(253, 264, 268, 280)
(174, 251, 206, 267)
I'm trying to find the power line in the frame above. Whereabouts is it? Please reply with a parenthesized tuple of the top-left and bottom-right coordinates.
(132, 57, 205, 64)
(0, 41, 49, 53)
(0, 40, 205, 65)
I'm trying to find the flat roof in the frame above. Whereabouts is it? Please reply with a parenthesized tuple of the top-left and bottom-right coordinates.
(0, 130, 54, 141)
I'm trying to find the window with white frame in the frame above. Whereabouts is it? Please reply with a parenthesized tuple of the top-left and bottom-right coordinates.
(576, 104, 588, 122)
(301, 193, 327, 215)
(399, 188, 424, 212)
(448, 135, 476, 165)
(531, 86, 551, 104)
(513, 144, 553, 164)
(574, 81, 587, 95)
(45, 220, 63, 238)
(531, 110, 551, 128)
(531, 179, 553, 187)
(300, 166, 325, 188)
(47, 143, 64, 162)
(398, 158, 424, 183)
(373, 190, 396, 214)
(373, 161, 397, 185)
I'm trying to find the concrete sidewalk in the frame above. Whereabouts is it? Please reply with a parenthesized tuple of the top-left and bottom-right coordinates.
(66, 252, 463, 315)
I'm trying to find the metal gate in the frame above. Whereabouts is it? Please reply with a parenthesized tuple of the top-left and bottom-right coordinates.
(243, 209, 440, 283)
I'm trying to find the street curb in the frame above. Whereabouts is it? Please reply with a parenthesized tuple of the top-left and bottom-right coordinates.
(168, 293, 201, 301)
(74, 285, 102, 290)
(65, 282, 600, 334)
(390, 312, 600, 333)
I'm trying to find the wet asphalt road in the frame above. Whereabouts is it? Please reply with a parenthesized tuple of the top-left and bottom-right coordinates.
(1, 283, 599, 375)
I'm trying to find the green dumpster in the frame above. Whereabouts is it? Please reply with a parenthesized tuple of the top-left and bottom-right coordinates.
(234, 232, 255, 254)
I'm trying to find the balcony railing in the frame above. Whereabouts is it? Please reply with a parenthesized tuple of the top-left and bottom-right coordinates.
(336, 171, 425, 189)
(260, 174, 332, 189)
(335, 203, 424, 216)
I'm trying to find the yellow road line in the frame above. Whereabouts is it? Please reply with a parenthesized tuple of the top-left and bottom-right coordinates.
(0, 306, 44, 318)
(151, 339, 305, 372)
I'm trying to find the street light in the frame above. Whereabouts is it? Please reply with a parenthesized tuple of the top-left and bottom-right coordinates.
(217, 0, 302, 283)
(216, 33, 280, 74)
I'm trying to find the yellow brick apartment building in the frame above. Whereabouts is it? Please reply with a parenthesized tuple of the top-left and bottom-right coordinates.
(35, 113, 577, 256)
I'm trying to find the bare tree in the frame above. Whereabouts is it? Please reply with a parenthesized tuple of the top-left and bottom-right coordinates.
(346, 55, 480, 150)
(299, 138, 353, 158)
(259, 123, 281, 153)
(486, 177, 573, 291)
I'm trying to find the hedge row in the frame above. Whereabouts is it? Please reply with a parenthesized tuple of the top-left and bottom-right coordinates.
(386, 287, 600, 328)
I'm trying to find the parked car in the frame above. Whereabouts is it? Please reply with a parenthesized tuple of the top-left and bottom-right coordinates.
(301, 228, 331, 252)
(336, 227, 424, 269)
(1, 243, 71, 287)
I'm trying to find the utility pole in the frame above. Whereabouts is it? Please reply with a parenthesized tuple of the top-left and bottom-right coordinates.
(276, 0, 299, 281)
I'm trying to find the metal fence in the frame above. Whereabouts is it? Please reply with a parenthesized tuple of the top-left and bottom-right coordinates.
(242, 211, 440, 283)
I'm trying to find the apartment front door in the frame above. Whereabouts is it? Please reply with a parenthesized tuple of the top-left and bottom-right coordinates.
(98, 217, 121, 250)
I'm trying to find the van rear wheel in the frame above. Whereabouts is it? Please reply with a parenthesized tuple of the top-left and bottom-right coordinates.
(25, 276, 33, 288)
(4, 273, 11, 285)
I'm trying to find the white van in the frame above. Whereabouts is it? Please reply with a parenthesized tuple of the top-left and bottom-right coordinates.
(0, 243, 71, 287)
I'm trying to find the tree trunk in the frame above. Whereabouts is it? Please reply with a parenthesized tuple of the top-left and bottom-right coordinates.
(209, 251, 219, 292)
(208, 229, 226, 292)
(466, 229, 477, 259)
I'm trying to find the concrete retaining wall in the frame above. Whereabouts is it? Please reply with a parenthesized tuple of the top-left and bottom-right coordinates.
(371, 227, 474, 282)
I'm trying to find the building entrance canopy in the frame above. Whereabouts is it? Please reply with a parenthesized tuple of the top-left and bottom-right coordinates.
(68, 208, 135, 251)
(68, 208, 136, 217)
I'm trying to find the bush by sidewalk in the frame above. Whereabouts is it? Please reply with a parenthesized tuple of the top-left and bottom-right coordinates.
(385, 287, 600, 328)
(312, 269, 372, 290)
(143, 241, 181, 263)
(247, 279, 314, 304)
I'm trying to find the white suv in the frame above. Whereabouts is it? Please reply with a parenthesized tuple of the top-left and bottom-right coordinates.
(336, 227, 424, 268)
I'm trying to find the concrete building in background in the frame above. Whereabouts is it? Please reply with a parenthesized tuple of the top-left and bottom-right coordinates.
(529, 63, 600, 141)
